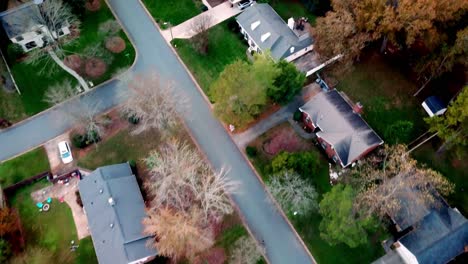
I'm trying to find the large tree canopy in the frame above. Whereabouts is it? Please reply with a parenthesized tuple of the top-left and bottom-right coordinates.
(312, 0, 468, 76)
(319, 184, 377, 248)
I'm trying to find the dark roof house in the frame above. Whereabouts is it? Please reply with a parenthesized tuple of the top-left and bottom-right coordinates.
(373, 201, 468, 264)
(79, 163, 157, 264)
(299, 90, 383, 167)
(0, 1, 41, 39)
(235, 3, 314, 61)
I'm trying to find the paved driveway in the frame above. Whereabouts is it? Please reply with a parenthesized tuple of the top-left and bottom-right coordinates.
(0, 1, 315, 263)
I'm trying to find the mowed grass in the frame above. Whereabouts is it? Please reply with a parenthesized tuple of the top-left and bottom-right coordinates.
(0, 147, 50, 187)
(0, 88, 27, 122)
(77, 127, 190, 170)
(337, 53, 427, 144)
(412, 142, 468, 215)
(7, 0, 135, 120)
(172, 20, 247, 98)
(9, 180, 98, 263)
(143, 0, 202, 26)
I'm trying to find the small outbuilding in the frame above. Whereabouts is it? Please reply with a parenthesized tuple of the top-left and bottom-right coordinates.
(421, 96, 447, 117)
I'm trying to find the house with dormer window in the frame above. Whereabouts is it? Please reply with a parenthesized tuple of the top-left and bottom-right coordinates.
(235, 3, 314, 62)
(0, 0, 71, 52)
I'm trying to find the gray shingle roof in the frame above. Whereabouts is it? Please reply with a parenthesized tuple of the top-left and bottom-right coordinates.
(79, 163, 157, 264)
(299, 90, 383, 166)
(235, 3, 313, 60)
(399, 206, 468, 264)
(0, 2, 41, 38)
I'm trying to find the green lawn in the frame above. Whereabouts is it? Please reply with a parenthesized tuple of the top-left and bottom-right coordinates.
(412, 142, 468, 215)
(172, 20, 247, 99)
(268, 0, 316, 24)
(0, 147, 50, 187)
(77, 127, 190, 170)
(0, 88, 27, 122)
(337, 53, 427, 144)
(9, 180, 97, 263)
(143, 0, 203, 26)
(5, 0, 135, 120)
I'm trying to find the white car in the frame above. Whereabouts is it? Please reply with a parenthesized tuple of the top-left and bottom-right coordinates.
(58, 141, 73, 164)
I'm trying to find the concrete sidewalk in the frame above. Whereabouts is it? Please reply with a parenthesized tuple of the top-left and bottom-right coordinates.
(161, 1, 241, 41)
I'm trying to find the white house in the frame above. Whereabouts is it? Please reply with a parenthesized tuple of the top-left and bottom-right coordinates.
(235, 3, 314, 62)
(0, 0, 71, 52)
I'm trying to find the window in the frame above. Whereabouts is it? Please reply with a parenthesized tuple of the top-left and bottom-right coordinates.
(332, 155, 339, 163)
(15, 35, 24, 42)
(320, 141, 327, 149)
(58, 29, 64, 36)
(25, 41, 37, 49)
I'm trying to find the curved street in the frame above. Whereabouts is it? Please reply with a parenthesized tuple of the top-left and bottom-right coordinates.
(0, 1, 315, 263)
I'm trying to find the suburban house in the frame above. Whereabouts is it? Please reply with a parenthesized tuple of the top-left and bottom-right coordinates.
(299, 90, 383, 167)
(0, 0, 71, 52)
(422, 96, 447, 117)
(373, 189, 468, 264)
(78, 163, 157, 264)
(235, 3, 314, 62)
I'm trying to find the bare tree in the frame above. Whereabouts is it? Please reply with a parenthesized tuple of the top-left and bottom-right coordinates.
(267, 171, 319, 215)
(229, 236, 264, 264)
(144, 139, 203, 212)
(143, 208, 214, 261)
(119, 71, 184, 135)
(190, 14, 213, 54)
(347, 145, 454, 222)
(196, 168, 237, 222)
(43, 80, 79, 105)
(65, 99, 110, 143)
(144, 139, 237, 222)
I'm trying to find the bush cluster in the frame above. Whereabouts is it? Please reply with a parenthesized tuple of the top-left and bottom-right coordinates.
(71, 132, 101, 149)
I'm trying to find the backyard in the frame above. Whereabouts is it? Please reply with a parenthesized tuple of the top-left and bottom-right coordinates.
(143, 0, 204, 26)
(335, 52, 427, 145)
(8, 180, 97, 263)
(0, 147, 49, 187)
(246, 123, 385, 264)
(172, 19, 247, 99)
(412, 141, 468, 215)
(268, 0, 317, 24)
(3, 0, 135, 121)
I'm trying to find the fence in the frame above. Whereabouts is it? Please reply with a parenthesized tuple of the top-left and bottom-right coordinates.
(3, 171, 51, 196)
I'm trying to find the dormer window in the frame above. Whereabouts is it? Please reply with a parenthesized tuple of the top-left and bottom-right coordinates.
(261, 32, 271, 42)
(251, 20, 260, 30)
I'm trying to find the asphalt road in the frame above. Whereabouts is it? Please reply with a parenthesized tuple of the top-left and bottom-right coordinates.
(0, 1, 315, 263)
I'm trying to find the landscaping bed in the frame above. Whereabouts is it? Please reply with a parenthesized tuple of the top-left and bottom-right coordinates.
(4, 0, 135, 121)
(172, 19, 248, 99)
(143, 0, 204, 26)
(246, 122, 385, 264)
(0, 147, 50, 188)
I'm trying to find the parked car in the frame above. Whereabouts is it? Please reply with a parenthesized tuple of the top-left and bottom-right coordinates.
(237, 0, 254, 10)
(58, 141, 73, 164)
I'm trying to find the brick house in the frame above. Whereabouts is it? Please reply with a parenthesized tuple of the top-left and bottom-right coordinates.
(298, 90, 383, 167)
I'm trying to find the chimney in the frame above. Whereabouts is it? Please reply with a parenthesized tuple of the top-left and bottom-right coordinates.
(353, 102, 363, 114)
(287, 18, 295, 30)
(108, 197, 115, 206)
